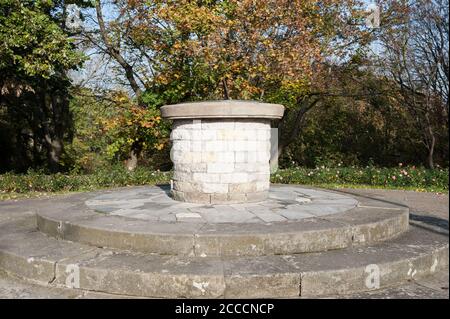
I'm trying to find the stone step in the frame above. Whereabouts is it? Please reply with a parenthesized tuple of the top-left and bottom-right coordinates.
(1, 267, 448, 299)
(0, 216, 447, 298)
(35, 189, 409, 256)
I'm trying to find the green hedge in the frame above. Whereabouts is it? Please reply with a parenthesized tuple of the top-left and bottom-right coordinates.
(0, 166, 171, 194)
(0, 166, 448, 196)
(271, 166, 448, 192)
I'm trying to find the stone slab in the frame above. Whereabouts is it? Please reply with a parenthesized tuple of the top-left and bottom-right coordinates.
(85, 185, 359, 223)
(0, 216, 447, 298)
(161, 100, 285, 120)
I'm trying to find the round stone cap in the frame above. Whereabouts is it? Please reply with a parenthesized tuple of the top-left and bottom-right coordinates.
(161, 100, 285, 120)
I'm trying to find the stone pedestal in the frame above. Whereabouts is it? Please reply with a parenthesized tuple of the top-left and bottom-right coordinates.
(161, 100, 284, 204)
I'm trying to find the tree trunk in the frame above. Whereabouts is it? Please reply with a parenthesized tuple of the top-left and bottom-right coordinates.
(125, 149, 138, 171)
(222, 79, 230, 100)
(275, 97, 320, 162)
(427, 131, 436, 169)
(95, 1, 143, 100)
(44, 134, 63, 172)
(425, 113, 436, 169)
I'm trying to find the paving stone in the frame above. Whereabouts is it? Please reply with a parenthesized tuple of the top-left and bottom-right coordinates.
(158, 214, 177, 222)
(299, 206, 349, 216)
(110, 209, 145, 217)
(253, 211, 288, 223)
(199, 209, 255, 224)
(176, 212, 202, 219)
(83, 185, 359, 224)
(259, 200, 287, 208)
(278, 209, 315, 220)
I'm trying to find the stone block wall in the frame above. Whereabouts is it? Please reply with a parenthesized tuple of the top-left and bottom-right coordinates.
(170, 119, 271, 204)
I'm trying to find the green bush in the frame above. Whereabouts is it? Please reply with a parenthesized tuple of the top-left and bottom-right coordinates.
(0, 166, 172, 194)
(0, 165, 447, 198)
(271, 166, 448, 192)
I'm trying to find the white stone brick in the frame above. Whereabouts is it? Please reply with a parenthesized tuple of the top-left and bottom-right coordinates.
(191, 120, 202, 130)
(174, 163, 207, 173)
(171, 129, 191, 140)
(173, 181, 202, 192)
(256, 150, 270, 162)
(201, 121, 217, 130)
(173, 163, 189, 172)
(172, 120, 192, 130)
(174, 120, 202, 130)
(216, 152, 234, 163)
(201, 152, 218, 163)
(233, 130, 248, 140)
(191, 141, 202, 152)
(247, 141, 259, 151)
(207, 163, 234, 173)
(243, 130, 257, 140)
(248, 152, 259, 163)
(219, 121, 235, 130)
(188, 152, 203, 163)
(255, 181, 270, 191)
(217, 129, 239, 140)
(256, 164, 270, 173)
(173, 151, 192, 163)
(220, 173, 249, 183)
(202, 121, 234, 130)
(229, 182, 257, 193)
(235, 121, 256, 130)
(173, 171, 192, 181)
(256, 129, 270, 141)
(170, 150, 184, 163)
(188, 163, 208, 172)
(192, 173, 221, 183)
(235, 152, 247, 163)
(172, 140, 191, 152)
(179, 153, 195, 163)
(201, 130, 217, 140)
(204, 140, 227, 152)
(233, 140, 250, 152)
(191, 129, 202, 141)
(249, 173, 270, 182)
(240, 163, 269, 173)
(224, 140, 235, 151)
(234, 163, 249, 171)
(235, 120, 269, 130)
(202, 183, 229, 194)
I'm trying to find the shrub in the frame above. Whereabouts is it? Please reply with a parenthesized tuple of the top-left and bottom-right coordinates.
(271, 166, 448, 192)
(0, 165, 447, 197)
(0, 166, 172, 194)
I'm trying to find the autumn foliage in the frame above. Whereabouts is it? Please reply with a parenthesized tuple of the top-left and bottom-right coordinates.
(125, 0, 366, 102)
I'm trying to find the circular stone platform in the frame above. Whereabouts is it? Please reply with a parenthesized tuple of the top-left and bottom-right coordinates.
(35, 185, 410, 257)
(85, 185, 358, 223)
(1, 187, 448, 298)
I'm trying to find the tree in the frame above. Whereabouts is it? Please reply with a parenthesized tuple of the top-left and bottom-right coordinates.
(113, 0, 371, 158)
(80, 0, 448, 170)
(378, 0, 449, 168)
(0, 0, 85, 172)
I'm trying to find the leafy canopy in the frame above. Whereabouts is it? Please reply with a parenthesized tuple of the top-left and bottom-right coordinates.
(0, 0, 83, 80)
